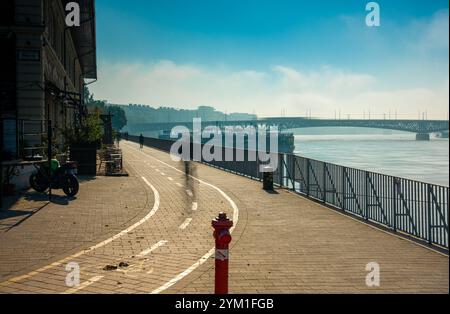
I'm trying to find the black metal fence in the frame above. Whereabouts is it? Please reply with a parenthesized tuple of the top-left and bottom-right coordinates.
(128, 135, 449, 250)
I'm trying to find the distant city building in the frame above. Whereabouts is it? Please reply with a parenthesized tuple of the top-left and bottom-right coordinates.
(0, 0, 97, 159)
(122, 104, 257, 127)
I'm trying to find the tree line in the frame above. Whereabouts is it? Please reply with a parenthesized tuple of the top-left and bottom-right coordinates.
(83, 87, 257, 131)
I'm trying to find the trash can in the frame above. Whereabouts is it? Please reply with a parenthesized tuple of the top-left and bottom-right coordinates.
(262, 166, 274, 191)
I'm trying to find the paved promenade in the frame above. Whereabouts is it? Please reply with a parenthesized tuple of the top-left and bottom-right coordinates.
(0, 141, 448, 293)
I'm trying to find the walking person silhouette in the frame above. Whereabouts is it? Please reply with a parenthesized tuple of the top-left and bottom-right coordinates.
(178, 144, 197, 209)
(139, 133, 144, 148)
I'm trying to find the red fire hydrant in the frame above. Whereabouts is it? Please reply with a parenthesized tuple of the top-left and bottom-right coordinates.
(212, 212, 233, 294)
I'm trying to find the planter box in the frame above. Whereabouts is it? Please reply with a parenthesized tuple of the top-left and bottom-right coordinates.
(70, 142, 97, 176)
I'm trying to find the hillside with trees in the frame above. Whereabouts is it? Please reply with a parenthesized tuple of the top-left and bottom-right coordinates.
(122, 104, 257, 125)
(84, 86, 127, 131)
(84, 86, 257, 130)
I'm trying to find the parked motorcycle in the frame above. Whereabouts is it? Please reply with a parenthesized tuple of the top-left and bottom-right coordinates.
(29, 161, 79, 197)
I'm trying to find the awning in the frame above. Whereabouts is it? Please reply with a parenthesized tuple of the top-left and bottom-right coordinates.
(63, 0, 97, 79)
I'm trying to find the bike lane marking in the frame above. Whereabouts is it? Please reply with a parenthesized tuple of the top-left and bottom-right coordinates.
(61, 275, 104, 294)
(178, 218, 193, 230)
(125, 142, 239, 294)
(64, 239, 169, 293)
(0, 176, 160, 287)
(136, 240, 168, 258)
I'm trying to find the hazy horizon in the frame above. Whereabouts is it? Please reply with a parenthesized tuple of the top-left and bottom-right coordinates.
(91, 0, 449, 119)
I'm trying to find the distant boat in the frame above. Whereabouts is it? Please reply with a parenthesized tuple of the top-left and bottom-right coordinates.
(436, 131, 449, 139)
(158, 129, 295, 153)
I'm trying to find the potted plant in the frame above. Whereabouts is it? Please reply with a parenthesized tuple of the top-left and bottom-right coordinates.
(64, 114, 103, 176)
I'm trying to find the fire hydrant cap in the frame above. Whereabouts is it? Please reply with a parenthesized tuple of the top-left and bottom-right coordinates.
(218, 212, 227, 220)
(212, 212, 233, 228)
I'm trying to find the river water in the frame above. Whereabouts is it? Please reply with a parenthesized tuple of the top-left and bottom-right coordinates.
(292, 127, 449, 187)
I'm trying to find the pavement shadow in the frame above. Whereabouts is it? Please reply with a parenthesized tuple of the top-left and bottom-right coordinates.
(78, 175, 96, 183)
(0, 208, 37, 220)
(0, 202, 49, 231)
(23, 192, 76, 205)
(263, 189, 280, 195)
(0, 194, 22, 212)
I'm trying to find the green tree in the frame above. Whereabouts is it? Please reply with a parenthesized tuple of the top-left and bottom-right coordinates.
(61, 112, 102, 147)
(84, 86, 106, 111)
(83, 85, 94, 105)
(107, 105, 127, 131)
(84, 113, 103, 142)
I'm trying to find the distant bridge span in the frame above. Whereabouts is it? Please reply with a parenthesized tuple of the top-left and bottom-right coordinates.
(128, 118, 449, 136)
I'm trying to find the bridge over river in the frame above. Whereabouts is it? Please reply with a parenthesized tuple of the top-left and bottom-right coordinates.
(127, 118, 449, 141)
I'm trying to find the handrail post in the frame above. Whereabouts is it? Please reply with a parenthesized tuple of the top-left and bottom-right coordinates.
(427, 184, 432, 245)
(306, 158, 310, 197)
(342, 166, 346, 212)
(290, 155, 295, 191)
(393, 178, 398, 231)
(256, 154, 260, 181)
(365, 172, 369, 221)
(290, 155, 296, 192)
(322, 162, 326, 203)
(279, 153, 284, 188)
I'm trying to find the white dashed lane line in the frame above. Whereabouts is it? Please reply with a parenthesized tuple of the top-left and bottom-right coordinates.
(136, 240, 168, 258)
(191, 202, 198, 211)
(61, 275, 104, 294)
(0, 175, 161, 288)
(178, 218, 193, 230)
(186, 190, 193, 197)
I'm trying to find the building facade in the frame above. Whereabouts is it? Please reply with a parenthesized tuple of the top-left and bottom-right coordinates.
(1, 0, 97, 160)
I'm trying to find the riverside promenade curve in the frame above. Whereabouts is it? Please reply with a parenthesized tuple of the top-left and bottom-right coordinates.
(125, 141, 448, 293)
(0, 141, 448, 293)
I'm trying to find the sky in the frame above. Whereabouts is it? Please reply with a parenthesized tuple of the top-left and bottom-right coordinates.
(90, 0, 449, 119)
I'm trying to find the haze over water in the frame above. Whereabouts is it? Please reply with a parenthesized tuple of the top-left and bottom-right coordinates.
(293, 127, 449, 186)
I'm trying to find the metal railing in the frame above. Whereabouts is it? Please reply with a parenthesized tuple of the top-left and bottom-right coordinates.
(128, 135, 449, 250)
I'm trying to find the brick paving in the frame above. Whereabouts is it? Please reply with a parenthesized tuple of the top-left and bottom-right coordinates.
(0, 175, 150, 281)
(0, 140, 448, 293)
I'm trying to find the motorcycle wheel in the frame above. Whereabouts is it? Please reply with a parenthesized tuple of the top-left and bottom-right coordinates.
(29, 173, 47, 193)
(62, 175, 79, 197)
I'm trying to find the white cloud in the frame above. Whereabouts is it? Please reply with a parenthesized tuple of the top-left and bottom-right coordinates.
(91, 60, 448, 119)
(273, 66, 314, 88)
(415, 9, 449, 53)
